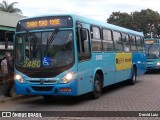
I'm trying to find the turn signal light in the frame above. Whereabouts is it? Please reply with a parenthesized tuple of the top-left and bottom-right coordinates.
(60, 88, 72, 92)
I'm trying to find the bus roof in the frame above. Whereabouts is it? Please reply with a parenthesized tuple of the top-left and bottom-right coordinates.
(72, 14, 143, 37)
(17, 14, 144, 37)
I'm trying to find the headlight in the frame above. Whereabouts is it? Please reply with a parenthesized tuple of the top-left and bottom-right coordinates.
(15, 74, 24, 83)
(62, 72, 74, 83)
(156, 62, 160, 66)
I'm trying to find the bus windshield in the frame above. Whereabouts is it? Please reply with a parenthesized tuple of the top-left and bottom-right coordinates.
(15, 30, 74, 69)
(145, 44, 159, 59)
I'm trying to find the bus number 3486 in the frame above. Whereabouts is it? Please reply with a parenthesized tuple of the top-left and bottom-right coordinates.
(96, 55, 103, 61)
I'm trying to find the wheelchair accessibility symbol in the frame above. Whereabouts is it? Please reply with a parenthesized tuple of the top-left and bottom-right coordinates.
(42, 57, 50, 66)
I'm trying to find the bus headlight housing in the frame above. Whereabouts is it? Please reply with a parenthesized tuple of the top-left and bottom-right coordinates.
(62, 72, 74, 83)
(15, 74, 24, 83)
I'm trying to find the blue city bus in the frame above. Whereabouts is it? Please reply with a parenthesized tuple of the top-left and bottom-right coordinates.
(14, 14, 146, 99)
(144, 38, 160, 71)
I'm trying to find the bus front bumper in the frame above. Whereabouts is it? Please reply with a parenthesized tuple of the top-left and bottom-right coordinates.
(14, 80, 77, 96)
(146, 65, 160, 70)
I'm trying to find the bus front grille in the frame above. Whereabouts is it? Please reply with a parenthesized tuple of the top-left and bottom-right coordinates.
(29, 80, 56, 84)
(31, 86, 53, 91)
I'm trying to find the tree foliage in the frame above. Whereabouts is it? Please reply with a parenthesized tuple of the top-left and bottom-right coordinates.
(0, 0, 22, 14)
(107, 12, 133, 29)
(107, 9, 160, 37)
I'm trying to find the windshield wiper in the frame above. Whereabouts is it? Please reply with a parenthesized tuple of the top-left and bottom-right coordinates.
(45, 29, 58, 57)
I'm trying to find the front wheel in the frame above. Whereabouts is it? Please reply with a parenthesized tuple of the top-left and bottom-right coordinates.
(92, 74, 102, 99)
(128, 68, 137, 85)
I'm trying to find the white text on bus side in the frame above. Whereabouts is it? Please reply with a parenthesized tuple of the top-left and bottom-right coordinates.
(96, 55, 103, 60)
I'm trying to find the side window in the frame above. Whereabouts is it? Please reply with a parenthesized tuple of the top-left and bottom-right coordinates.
(102, 29, 113, 51)
(81, 29, 90, 52)
(113, 31, 122, 51)
(91, 26, 102, 51)
(76, 27, 91, 61)
(136, 36, 143, 51)
(130, 35, 136, 51)
(122, 33, 130, 52)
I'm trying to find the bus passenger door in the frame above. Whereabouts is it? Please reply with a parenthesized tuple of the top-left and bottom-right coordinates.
(76, 23, 92, 95)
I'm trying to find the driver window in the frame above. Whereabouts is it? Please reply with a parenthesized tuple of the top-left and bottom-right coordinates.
(77, 28, 91, 61)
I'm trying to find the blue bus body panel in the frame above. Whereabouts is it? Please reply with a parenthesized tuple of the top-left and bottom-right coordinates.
(77, 60, 93, 95)
(101, 52, 116, 86)
(15, 79, 78, 96)
(132, 52, 146, 76)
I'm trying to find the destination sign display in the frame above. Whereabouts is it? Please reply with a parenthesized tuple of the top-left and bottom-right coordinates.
(26, 19, 61, 28)
(145, 40, 159, 44)
(16, 16, 73, 31)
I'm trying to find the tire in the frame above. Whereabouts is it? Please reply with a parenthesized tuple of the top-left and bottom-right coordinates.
(92, 74, 102, 99)
(128, 67, 137, 85)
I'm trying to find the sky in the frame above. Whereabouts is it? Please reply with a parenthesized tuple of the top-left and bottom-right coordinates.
(2, 0, 160, 22)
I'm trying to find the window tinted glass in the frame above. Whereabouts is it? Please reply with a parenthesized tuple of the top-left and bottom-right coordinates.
(122, 33, 130, 52)
(130, 35, 136, 51)
(91, 26, 102, 51)
(15, 30, 74, 68)
(136, 36, 142, 44)
(102, 29, 113, 51)
(103, 29, 112, 40)
(113, 31, 122, 51)
(92, 40, 102, 51)
(130, 35, 136, 44)
(92, 27, 100, 39)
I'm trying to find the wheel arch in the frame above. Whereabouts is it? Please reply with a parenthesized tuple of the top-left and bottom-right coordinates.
(132, 64, 137, 75)
(93, 68, 104, 89)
